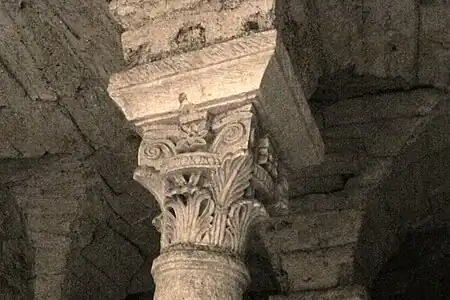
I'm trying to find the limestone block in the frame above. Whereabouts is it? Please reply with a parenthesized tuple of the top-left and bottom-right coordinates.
(0, 0, 128, 158)
(315, 0, 363, 74)
(277, 244, 356, 291)
(322, 89, 445, 127)
(262, 210, 363, 253)
(119, 0, 274, 63)
(33, 274, 65, 300)
(260, 38, 324, 172)
(269, 285, 368, 300)
(322, 115, 432, 157)
(110, 0, 202, 29)
(32, 233, 71, 275)
(109, 30, 324, 178)
(277, 0, 322, 98)
(356, 0, 417, 81)
(289, 189, 367, 214)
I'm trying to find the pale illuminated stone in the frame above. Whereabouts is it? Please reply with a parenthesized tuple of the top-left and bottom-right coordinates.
(108, 25, 324, 300)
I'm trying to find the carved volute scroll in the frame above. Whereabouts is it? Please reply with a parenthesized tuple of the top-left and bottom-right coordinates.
(133, 101, 288, 256)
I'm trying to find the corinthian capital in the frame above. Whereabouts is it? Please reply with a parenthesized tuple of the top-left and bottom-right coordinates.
(108, 30, 324, 255)
(133, 103, 286, 255)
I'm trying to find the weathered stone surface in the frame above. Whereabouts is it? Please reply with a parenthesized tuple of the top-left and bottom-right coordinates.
(418, 4, 450, 88)
(106, 208, 160, 257)
(82, 227, 144, 287)
(3, 156, 125, 300)
(263, 210, 363, 253)
(34, 274, 65, 300)
(322, 89, 444, 127)
(304, 174, 347, 194)
(277, 0, 322, 99)
(277, 244, 356, 291)
(345, 158, 393, 189)
(65, 256, 127, 300)
(118, 0, 274, 64)
(290, 189, 368, 214)
(0, 0, 128, 158)
(315, 0, 363, 74)
(358, 0, 418, 81)
(322, 116, 431, 157)
(0, 189, 32, 300)
(106, 191, 156, 226)
(152, 249, 250, 300)
(110, 0, 203, 29)
(269, 285, 368, 300)
(396, 114, 450, 168)
(260, 40, 325, 172)
(128, 258, 155, 295)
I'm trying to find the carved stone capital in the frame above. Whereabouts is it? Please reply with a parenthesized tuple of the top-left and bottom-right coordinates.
(133, 103, 287, 256)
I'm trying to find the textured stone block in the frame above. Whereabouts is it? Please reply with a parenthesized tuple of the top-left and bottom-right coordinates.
(322, 89, 444, 127)
(262, 210, 362, 253)
(269, 285, 368, 299)
(66, 257, 127, 300)
(356, 0, 417, 81)
(290, 189, 367, 213)
(315, 0, 363, 74)
(418, 4, 450, 88)
(119, 0, 274, 62)
(278, 244, 356, 291)
(82, 227, 144, 287)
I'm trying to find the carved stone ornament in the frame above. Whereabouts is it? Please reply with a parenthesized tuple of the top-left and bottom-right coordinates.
(134, 101, 288, 256)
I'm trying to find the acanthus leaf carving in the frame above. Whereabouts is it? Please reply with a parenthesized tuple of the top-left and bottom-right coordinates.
(162, 189, 214, 248)
(210, 153, 253, 209)
(225, 199, 268, 254)
(134, 103, 289, 256)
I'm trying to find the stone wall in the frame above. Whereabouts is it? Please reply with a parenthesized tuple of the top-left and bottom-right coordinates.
(0, 0, 159, 298)
(0, 186, 33, 299)
(0, 0, 129, 158)
(258, 88, 449, 298)
(0, 152, 159, 300)
(277, 0, 450, 102)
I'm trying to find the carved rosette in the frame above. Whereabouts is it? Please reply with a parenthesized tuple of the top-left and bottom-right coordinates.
(134, 103, 288, 256)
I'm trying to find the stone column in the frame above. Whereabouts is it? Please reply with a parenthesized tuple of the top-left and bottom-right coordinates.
(130, 102, 289, 300)
(108, 4, 324, 297)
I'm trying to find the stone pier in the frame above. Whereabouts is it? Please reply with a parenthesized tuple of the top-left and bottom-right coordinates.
(107, 4, 324, 297)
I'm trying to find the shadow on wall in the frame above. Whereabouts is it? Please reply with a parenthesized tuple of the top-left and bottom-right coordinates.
(0, 187, 34, 299)
(371, 227, 450, 299)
